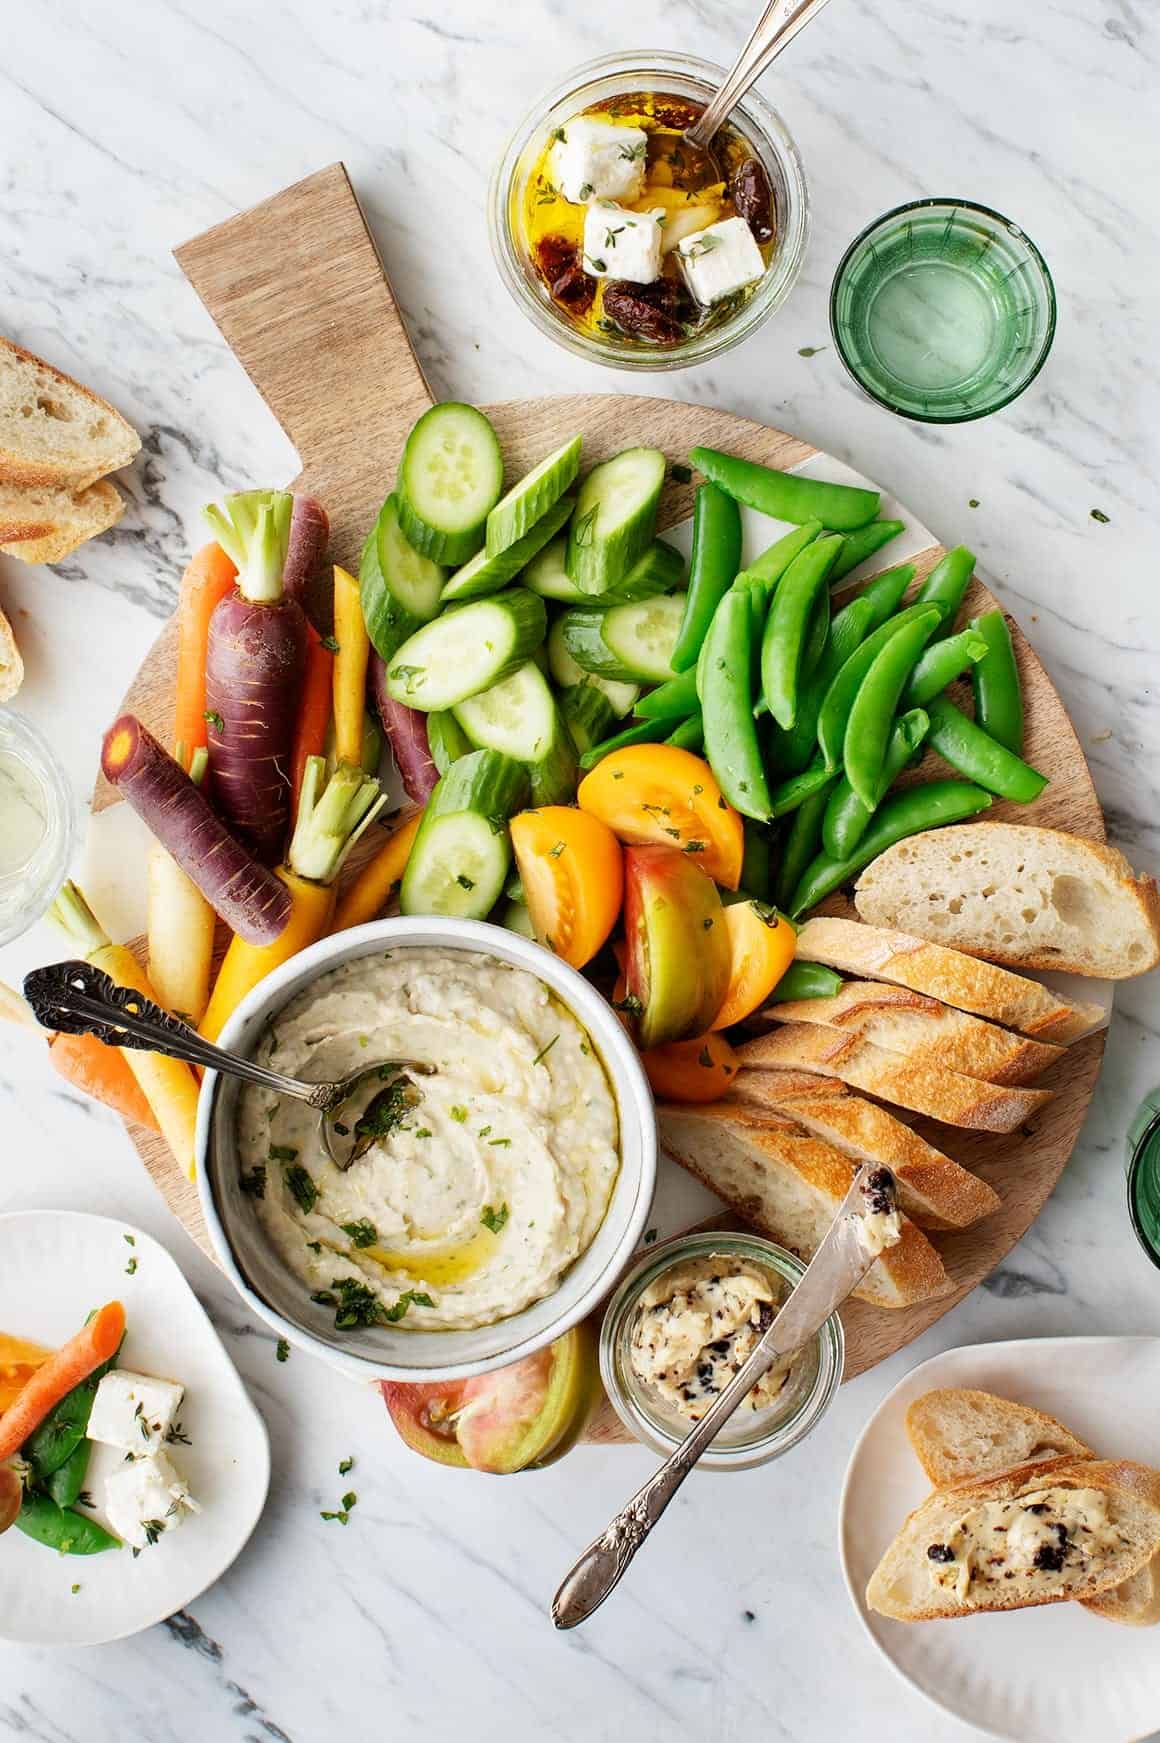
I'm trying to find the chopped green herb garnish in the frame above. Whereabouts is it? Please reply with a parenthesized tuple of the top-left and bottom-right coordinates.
(450, 1105, 468, 1123)
(579, 1041, 590, 1056)
(615, 992, 644, 1017)
(578, 180, 594, 200)
(306, 1240, 322, 1255)
(339, 1456, 353, 1476)
(550, 125, 567, 143)
(240, 1165, 266, 1198)
(341, 1219, 378, 1249)
(142, 1519, 166, 1547)
(284, 1164, 319, 1214)
(320, 634, 340, 653)
(382, 1289, 435, 1323)
(548, 840, 566, 858)
(203, 710, 224, 731)
(123, 1234, 135, 1246)
(125, 1257, 138, 1276)
(166, 1422, 192, 1445)
(353, 1079, 412, 1145)
(532, 1035, 559, 1066)
(276, 1338, 290, 1363)
(341, 1490, 357, 1511)
(71, 1584, 80, 1594)
(478, 1124, 492, 1138)
(456, 873, 475, 890)
(488, 1137, 512, 1148)
(643, 1227, 658, 1245)
(683, 839, 705, 854)
(698, 1047, 714, 1068)
(481, 1203, 509, 1234)
(414, 1127, 433, 1139)
(320, 1508, 349, 1525)
(1091, 508, 1110, 523)
(968, 498, 980, 508)
(358, 1034, 369, 1048)
(797, 345, 827, 357)
(269, 1144, 299, 1163)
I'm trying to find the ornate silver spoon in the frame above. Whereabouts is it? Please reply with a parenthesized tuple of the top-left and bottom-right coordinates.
(23, 959, 430, 1171)
(551, 1162, 899, 1629)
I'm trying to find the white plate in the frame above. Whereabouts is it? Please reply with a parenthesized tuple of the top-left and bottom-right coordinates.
(840, 1337, 1160, 1742)
(0, 1210, 270, 1645)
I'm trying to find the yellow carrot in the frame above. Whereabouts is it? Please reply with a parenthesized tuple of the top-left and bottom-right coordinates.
(332, 564, 371, 769)
(332, 809, 422, 932)
(47, 883, 201, 1177)
(201, 869, 336, 1043)
(146, 746, 215, 1024)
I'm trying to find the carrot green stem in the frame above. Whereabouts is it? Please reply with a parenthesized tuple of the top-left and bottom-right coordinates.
(47, 880, 111, 958)
(202, 490, 292, 606)
(288, 757, 386, 884)
(188, 746, 209, 786)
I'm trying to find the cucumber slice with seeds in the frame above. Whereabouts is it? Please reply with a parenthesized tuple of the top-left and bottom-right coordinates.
(566, 447, 666, 594)
(486, 435, 582, 558)
(386, 588, 546, 712)
(442, 494, 574, 604)
(561, 593, 687, 685)
(524, 535, 584, 603)
(528, 707, 580, 806)
(359, 495, 446, 662)
(526, 534, 683, 607)
(398, 403, 504, 566)
(546, 619, 640, 716)
(427, 710, 472, 775)
(399, 749, 528, 920)
(558, 684, 616, 754)
(453, 662, 558, 763)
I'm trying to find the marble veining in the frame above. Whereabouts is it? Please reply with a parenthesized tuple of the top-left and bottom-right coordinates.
(1, 0, 1159, 1739)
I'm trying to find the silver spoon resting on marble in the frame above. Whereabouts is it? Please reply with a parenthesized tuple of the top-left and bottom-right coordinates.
(551, 1163, 899, 1629)
(684, 0, 837, 162)
(22, 959, 431, 1172)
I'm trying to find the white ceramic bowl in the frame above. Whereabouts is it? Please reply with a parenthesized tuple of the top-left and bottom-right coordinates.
(196, 917, 656, 1383)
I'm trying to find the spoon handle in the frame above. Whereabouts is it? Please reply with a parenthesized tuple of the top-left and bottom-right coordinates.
(686, 0, 837, 149)
(22, 960, 325, 1105)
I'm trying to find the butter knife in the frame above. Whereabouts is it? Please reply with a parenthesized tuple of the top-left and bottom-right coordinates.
(551, 1163, 899, 1629)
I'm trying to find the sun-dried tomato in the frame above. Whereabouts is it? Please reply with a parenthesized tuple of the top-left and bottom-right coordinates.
(732, 158, 775, 244)
(601, 279, 689, 345)
(534, 235, 596, 316)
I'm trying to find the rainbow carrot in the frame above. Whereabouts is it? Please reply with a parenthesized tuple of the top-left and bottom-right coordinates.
(172, 543, 237, 759)
(290, 626, 334, 820)
(0, 1302, 125, 1463)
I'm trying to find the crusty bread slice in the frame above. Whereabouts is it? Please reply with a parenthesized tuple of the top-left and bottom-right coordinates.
(737, 1024, 1052, 1133)
(0, 478, 124, 564)
(1085, 1556, 1160, 1626)
(794, 916, 1105, 1045)
(756, 981, 1063, 1086)
(728, 1070, 999, 1230)
(0, 603, 23, 701)
(866, 1458, 1160, 1621)
(657, 1099, 951, 1308)
(906, 1388, 1093, 1486)
(855, 822, 1160, 979)
(0, 338, 139, 490)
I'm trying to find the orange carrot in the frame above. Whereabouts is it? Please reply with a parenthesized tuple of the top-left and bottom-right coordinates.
(331, 810, 422, 932)
(172, 542, 237, 758)
(48, 1032, 160, 1132)
(291, 626, 335, 819)
(0, 1302, 125, 1462)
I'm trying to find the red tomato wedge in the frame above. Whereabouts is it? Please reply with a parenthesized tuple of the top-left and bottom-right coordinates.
(577, 745, 744, 889)
(510, 807, 623, 968)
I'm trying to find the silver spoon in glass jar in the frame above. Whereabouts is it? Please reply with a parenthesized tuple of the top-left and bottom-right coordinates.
(22, 959, 432, 1172)
(684, 0, 837, 164)
(551, 1163, 899, 1629)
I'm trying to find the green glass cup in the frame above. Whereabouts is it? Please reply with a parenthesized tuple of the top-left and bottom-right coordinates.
(830, 198, 1056, 423)
(1126, 1089, 1160, 1271)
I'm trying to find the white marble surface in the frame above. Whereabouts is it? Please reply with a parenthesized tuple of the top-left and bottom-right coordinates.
(1, 1, 1159, 1738)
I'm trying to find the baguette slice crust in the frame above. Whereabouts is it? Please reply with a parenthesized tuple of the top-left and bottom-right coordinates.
(1084, 1555, 1160, 1626)
(795, 916, 1104, 1045)
(867, 1458, 1160, 1621)
(906, 1388, 1093, 1487)
(758, 981, 1063, 1086)
(728, 1070, 999, 1230)
(657, 1100, 951, 1308)
(736, 1024, 1052, 1133)
(0, 604, 23, 702)
(855, 823, 1160, 979)
(0, 338, 139, 490)
(0, 478, 125, 564)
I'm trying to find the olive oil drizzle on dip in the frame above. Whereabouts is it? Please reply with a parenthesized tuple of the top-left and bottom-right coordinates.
(235, 950, 620, 1332)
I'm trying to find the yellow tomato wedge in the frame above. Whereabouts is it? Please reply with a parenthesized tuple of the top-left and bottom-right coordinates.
(510, 807, 623, 969)
(577, 746, 743, 890)
(642, 1032, 740, 1103)
(0, 1332, 52, 1413)
(711, 901, 797, 1030)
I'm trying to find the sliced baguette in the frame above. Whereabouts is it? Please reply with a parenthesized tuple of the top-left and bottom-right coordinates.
(0, 478, 125, 564)
(906, 1388, 1093, 1486)
(855, 822, 1160, 979)
(756, 981, 1063, 1086)
(0, 338, 139, 490)
(795, 916, 1104, 1045)
(728, 1069, 999, 1230)
(1085, 1556, 1160, 1626)
(0, 603, 23, 701)
(657, 1099, 951, 1308)
(737, 1024, 1052, 1132)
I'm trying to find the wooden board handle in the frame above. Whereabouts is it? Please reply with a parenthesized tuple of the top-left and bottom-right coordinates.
(174, 163, 433, 477)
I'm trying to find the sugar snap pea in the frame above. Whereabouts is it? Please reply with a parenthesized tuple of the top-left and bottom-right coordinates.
(844, 613, 941, 809)
(741, 820, 775, 902)
(773, 781, 835, 909)
(24, 1339, 120, 1482)
(17, 1493, 120, 1556)
(823, 707, 929, 859)
(691, 448, 880, 531)
(701, 585, 770, 819)
(634, 668, 699, 721)
(788, 780, 993, 918)
(47, 1437, 93, 1509)
(816, 604, 941, 772)
(671, 483, 742, 671)
(768, 756, 839, 820)
(857, 563, 916, 629)
(925, 695, 1047, 801)
(737, 520, 823, 597)
(915, 545, 976, 641)
(765, 960, 843, 1002)
(903, 629, 988, 708)
(827, 519, 905, 582)
(665, 712, 704, 751)
(802, 589, 831, 678)
(578, 715, 673, 769)
(768, 593, 877, 776)
(761, 534, 845, 730)
(970, 609, 1024, 753)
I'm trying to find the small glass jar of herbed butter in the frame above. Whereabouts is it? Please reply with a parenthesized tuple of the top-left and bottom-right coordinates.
(600, 1231, 842, 1470)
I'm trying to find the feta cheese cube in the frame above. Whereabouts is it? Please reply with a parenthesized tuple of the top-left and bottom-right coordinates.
(677, 215, 766, 306)
(549, 117, 648, 205)
(104, 1449, 199, 1550)
(87, 1370, 185, 1452)
(582, 201, 664, 286)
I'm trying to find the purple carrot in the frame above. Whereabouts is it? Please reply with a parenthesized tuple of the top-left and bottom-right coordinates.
(102, 715, 290, 944)
(369, 651, 437, 802)
(283, 493, 333, 638)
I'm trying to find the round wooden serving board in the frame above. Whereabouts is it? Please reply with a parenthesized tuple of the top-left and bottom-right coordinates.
(94, 165, 1105, 1437)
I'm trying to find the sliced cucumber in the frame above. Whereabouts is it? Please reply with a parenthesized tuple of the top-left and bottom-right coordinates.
(547, 618, 640, 716)
(441, 494, 574, 605)
(558, 684, 616, 755)
(528, 706, 579, 806)
(453, 661, 558, 762)
(386, 588, 546, 712)
(566, 447, 666, 594)
(500, 898, 536, 939)
(561, 593, 687, 685)
(486, 435, 582, 558)
(398, 403, 504, 566)
(504, 870, 525, 901)
(427, 709, 472, 775)
(524, 535, 585, 603)
(359, 496, 446, 662)
(399, 749, 528, 919)
(525, 535, 683, 607)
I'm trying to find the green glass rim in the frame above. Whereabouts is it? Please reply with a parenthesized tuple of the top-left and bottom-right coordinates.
(1126, 1105, 1160, 1275)
(828, 196, 1057, 425)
